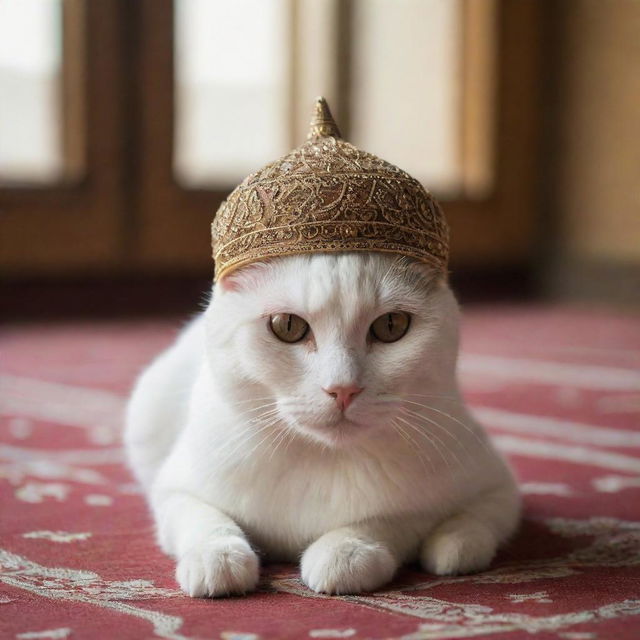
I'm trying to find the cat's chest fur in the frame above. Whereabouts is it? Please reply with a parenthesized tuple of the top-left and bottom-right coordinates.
(179, 420, 465, 559)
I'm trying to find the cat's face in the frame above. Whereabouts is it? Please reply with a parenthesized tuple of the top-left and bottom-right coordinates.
(206, 253, 459, 448)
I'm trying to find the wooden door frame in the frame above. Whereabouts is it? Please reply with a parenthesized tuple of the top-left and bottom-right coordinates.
(0, 0, 129, 277)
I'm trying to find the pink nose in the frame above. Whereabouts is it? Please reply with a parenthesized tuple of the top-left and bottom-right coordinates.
(323, 384, 364, 412)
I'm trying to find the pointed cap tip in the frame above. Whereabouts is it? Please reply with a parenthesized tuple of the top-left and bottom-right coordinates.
(307, 96, 342, 141)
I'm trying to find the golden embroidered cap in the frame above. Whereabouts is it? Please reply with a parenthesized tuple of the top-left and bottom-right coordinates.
(212, 97, 449, 280)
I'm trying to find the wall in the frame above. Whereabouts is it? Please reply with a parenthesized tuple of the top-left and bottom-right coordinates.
(549, 0, 640, 301)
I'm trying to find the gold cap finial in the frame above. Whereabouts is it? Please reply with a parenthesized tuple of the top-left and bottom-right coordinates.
(211, 97, 449, 281)
(307, 96, 341, 140)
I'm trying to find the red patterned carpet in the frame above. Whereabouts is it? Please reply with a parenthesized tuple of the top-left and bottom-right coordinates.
(1, 306, 639, 639)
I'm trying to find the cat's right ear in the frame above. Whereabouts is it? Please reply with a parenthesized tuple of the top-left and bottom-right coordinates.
(217, 262, 270, 293)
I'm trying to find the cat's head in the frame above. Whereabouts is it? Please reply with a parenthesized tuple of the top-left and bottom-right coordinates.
(205, 252, 459, 448)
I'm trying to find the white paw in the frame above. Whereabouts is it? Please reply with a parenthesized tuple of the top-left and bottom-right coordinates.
(301, 534, 397, 595)
(421, 517, 496, 576)
(176, 536, 259, 597)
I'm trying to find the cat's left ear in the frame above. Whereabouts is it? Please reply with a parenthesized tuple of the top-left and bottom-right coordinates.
(217, 262, 271, 293)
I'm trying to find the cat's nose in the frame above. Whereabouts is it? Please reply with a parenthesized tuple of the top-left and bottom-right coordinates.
(323, 384, 364, 412)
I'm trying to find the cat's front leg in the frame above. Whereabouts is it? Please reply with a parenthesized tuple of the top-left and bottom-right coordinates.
(301, 521, 417, 594)
(420, 481, 520, 576)
(153, 491, 259, 597)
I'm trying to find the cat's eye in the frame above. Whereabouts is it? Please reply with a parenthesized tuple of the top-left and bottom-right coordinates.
(269, 313, 309, 343)
(370, 312, 411, 343)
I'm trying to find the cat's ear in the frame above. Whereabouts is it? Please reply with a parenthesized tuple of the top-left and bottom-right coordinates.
(218, 262, 271, 293)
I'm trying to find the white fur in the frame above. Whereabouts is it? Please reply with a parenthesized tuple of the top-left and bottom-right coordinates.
(124, 253, 520, 597)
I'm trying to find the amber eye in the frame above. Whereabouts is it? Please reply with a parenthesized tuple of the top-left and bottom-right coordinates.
(370, 312, 411, 343)
(269, 313, 309, 343)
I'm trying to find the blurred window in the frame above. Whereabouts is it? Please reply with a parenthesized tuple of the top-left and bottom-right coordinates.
(174, 0, 291, 187)
(351, 0, 462, 194)
(0, 0, 63, 184)
(173, 0, 491, 198)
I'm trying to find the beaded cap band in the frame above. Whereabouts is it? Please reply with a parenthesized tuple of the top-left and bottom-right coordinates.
(212, 97, 449, 280)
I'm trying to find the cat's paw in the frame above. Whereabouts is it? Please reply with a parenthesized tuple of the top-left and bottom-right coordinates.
(176, 536, 259, 597)
(301, 533, 397, 594)
(420, 517, 496, 576)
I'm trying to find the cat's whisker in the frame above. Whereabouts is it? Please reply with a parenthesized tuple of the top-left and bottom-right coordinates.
(399, 407, 475, 471)
(402, 393, 462, 404)
(391, 419, 434, 475)
(281, 428, 297, 457)
(247, 407, 280, 424)
(229, 396, 276, 407)
(400, 417, 459, 472)
(241, 422, 287, 463)
(197, 404, 280, 446)
(390, 418, 411, 445)
(239, 409, 281, 434)
(374, 395, 404, 406)
(398, 399, 494, 456)
(205, 426, 267, 472)
(268, 425, 293, 461)
(376, 393, 459, 409)
(270, 423, 297, 460)
(209, 409, 282, 468)
(207, 410, 280, 460)
(236, 404, 279, 418)
(400, 406, 468, 450)
(212, 419, 282, 472)
(233, 401, 279, 418)
(213, 417, 277, 457)
(213, 399, 277, 421)
(394, 414, 455, 472)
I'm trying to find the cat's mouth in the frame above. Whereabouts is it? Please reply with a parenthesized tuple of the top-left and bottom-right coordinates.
(321, 411, 365, 432)
(277, 399, 377, 447)
(296, 414, 372, 447)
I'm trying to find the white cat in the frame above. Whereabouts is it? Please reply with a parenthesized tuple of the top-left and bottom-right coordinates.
(124, 253, 520, 597)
